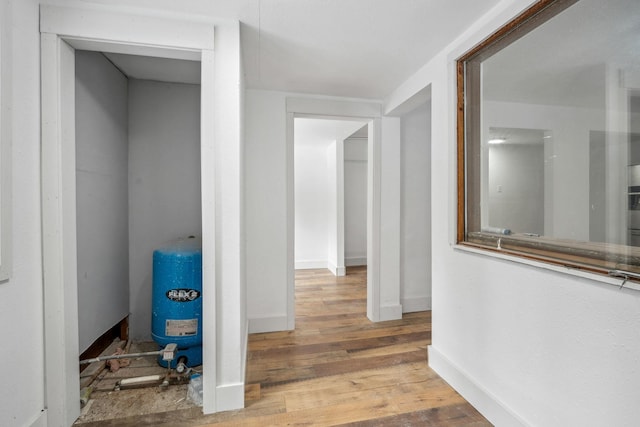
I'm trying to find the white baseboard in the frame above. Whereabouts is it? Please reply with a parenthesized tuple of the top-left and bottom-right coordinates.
(379, 303, 403, 321)
(241, 321, 248, 384)
(295, 260, 327, 270)
(428, 345, 528, 427)
(345, 256, 367, 266)
(29, 410, 47, 427)
(296, 258, 366, 269)
(216, 382, 245, 412)
(215, 322, 249, 413)
(248, 315, 289, 333)
(328, 261, 346, 276)
(401, 296, 431, 313)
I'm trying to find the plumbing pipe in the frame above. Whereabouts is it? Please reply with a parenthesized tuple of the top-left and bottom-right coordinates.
(79, 343, 178, 365)
(79, 349, 161, 365)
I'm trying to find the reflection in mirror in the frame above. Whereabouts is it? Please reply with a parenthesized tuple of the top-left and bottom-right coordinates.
(485, 127, 546, 236)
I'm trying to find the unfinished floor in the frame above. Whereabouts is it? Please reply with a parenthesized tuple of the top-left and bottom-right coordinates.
(75, 266, 491, 426)
(75, 341, 198, 424)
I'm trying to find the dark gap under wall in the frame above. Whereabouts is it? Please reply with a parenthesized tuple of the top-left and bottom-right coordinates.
(78, 316, 129, 373)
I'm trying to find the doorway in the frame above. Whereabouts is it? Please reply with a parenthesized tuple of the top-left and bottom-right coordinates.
(293, 118, 368, 273)
(75, 50, 202, 356)
(40, 7, 216, 425)
(293, 118, 368, 318)
(285, 98, 385, 327)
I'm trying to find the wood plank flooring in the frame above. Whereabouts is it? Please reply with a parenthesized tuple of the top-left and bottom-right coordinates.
(77, 267, 491, 426)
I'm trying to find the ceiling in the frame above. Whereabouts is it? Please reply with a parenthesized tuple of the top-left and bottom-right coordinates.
(104, 53, 201, 85)
(94, 0, 503, 99)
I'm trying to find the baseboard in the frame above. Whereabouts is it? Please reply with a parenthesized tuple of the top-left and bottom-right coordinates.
(401, 296, 431, 313)
(428, 345, 528, 427)
(216, 382, 245, 412)
(328, 261, 346, 276)
(29, 410, 47, 427)
(295, 260, 327, 270)
(248, 315, 289, 333)
(379, 303, 403, 321)
(241, 321, 248, 388)
(345, 256, 367, 266)
(296, 258, 366, 269)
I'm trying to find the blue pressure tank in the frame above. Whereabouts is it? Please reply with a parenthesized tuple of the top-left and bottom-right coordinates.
(151, 236, 202, 368)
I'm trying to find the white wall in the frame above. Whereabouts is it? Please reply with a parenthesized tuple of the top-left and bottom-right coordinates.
(386, 0, 640, 425)
(245, 89, 290, 332)
(326, 140, 341, 274)
(400, 101, 431, 313)
(344, 138, 368, 266)
(75, 50, 129, 352)
(0, 0, 47, 425)
(294, 142, 330, 268)
(128, 79, 202, 341)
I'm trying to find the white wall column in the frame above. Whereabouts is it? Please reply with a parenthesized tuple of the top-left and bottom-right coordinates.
(366, 116, 403, 322)
(379, 116, 402, 320)
(327, 139, 346, 276)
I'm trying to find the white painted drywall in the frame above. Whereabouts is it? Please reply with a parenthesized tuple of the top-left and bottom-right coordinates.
(245, 90, 290, 332)
(75, 50, 129, 353)
(294, 141, 331, 268)
(128, 79, 202, 341)
(326, 141, 339, 273)
(344, 138, 368, 266)
(0, 0, 48, 425)
(400, 101, 431, 313)
(386, 0, 640, 425)
(378, 117, 402, 319)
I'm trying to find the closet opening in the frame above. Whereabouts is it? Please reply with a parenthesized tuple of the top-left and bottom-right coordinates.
(75, 50, 203, 422)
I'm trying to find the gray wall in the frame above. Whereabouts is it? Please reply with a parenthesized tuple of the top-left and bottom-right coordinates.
(128, 79, 202, 340)
(75, 51, 129, 352)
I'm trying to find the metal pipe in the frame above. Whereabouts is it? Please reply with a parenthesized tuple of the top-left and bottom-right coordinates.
(79, 349, 161, 365)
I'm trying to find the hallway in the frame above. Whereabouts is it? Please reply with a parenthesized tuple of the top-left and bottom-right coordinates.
(80, 266, 489, 426)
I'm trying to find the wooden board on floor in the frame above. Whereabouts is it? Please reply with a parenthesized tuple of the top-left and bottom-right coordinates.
(80, 339, 126, 389)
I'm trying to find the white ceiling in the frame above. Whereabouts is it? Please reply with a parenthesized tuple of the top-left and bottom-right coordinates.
(95, 0, 503, 99)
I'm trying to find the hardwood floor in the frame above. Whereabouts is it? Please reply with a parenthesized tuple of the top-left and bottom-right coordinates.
(78, 267, 491, 426)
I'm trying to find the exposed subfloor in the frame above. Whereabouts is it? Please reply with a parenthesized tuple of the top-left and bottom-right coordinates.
(74, 341, 199, 424)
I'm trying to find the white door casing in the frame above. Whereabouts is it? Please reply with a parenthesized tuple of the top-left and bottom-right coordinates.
(40, 5, 217, 425)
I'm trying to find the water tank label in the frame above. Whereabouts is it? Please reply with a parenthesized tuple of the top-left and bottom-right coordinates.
(165, 319, 198, 336)
(166, 288, 201, 302)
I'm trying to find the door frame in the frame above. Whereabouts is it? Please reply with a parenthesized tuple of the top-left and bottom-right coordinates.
(286, 98, 385, 326)
(40, 6, 216, 425)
